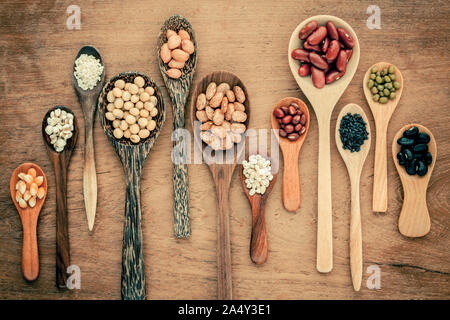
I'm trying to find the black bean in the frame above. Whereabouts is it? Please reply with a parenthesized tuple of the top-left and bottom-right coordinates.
(403, 148, 413, 161)
(403, 126, 418, 138)
(397, 152, 406, 165)
(416, 132, 430, 144)
(414, 153, 424, 161)
(397, 137, 414, 146)
(416, 160, 428, 176)
(413, 144, 428, 153)
(405, 159, 417, 175)
(425, 152, 432, 165)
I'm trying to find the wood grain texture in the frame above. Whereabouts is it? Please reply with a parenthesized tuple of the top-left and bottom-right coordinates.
(158, 15, 198, 238)
(0, 0, 449, 300)
(98, 72, 166, 299)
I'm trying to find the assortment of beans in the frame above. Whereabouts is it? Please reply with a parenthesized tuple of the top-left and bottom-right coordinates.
(73, 54, 104, 90)
(242, 155, 274, 196)
(160, 28, 195, 79)
(273, 102, 307, 141)
(367, 65, 400, 103)
(339, 113, 369, 152)
(291, 20, 355, 88)
(396, 126, 432, 176)
(44, 108, 75, 152)
(15, 168, 45, 209)
(105, 76, 158, 144)
(196, 82, 248, 150)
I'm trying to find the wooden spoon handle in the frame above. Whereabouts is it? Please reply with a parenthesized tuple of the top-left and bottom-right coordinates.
(21, 214, 39, 281)
(398, 186, 430, 237)
(54, 157, 70, 289)
(83, 116, 97, 231)
(121, 180, 146, 300)
(373, 122, 388, 212)
(316, 120, 333, 273)
(250, 201, 268, 264)
(281, 149, 301, 212)
(350, 178, 362, 291)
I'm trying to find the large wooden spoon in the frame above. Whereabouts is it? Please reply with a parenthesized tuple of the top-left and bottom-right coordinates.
(392, 124, 436, 237)
(10, 163, 48, 282)
(72, 45, 105, 231)
(288, 15, 360, 273)
(335, 103, 371, 291)
(271, 97, 310, 212)
(42, 106, 79, 288)
(239, 154, 278, 264)
(98, 72, 166, 300)
(157, 15, 198, 238)
(189, 71, 250, 300)
(363, 62, 404, 212)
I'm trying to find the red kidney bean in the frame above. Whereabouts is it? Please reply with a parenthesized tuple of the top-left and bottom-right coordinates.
(279, 129, 287, 137)
(322, 63, 331, 73)
(299, 20, 318, 40)
(336, 50, 348, 72)
(311, 66, 325, 88)
(285, 124, 294, 133)
(325, 69, 343, 84)
(339, 42, 345, 49)
(277, 118, 282, 124)
(281, 106, 289, 114)
(345, 49, 353, 60)
(273, 108, 284, 118)
(288, 133, 300, 141)
(298, 63, 310, 77)
(288, 105, 297, 115)
(282, 115, 292, 124)
(292, 115, 301, 125)
(295, 123, 303, 132)
(325, 40, 340, 62)
(300, 114, 306, 125)
(291, 48, 310, 62)
(322, 37, 330, 53)
(326, 21, 339, 40)
(309, 52, 328, 70)
(307, 26, 327, 45)
(303, 42, 321, 52)
(337, 27, 355, 48)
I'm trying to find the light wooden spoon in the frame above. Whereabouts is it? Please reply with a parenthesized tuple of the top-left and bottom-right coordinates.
(270, 97, 310, 212)
(335, 104, 371, 291)
(10, 163, 48, 282)
(363, 62, 404, 213)
(392, 124, 436, 237)
(288, 15, 360, 273)
(239, 154, 278, 264)
(72, 45, 105, 232)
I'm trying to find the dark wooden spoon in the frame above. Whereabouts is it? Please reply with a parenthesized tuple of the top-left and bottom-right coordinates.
(42, 106, 78, 288)
(98, 71, 166, 300)
(72, 45, 105, 231)
(157, 15, 198, 238)
(189, 71, 250, 300)
(239, 154, 278, 264)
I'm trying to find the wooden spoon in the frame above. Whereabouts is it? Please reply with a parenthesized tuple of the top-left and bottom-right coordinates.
(392, 124, 436, 237)
(335, 103, 371, 291)
(288, 15, 360, 273)
(157, 15, 198, 238)
(42, 106, 79, 288)
(72, 45, 105, 231)
(363, 62, 404, 213)
(98, 72, 166, 300)
(10, 163, 48, 282)
(189, 71, 250, 300)
(239, 154, 278, 264)
(271, 97, 310, 212)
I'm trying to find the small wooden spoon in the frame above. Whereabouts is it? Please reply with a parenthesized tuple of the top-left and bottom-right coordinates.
(72, 45, 105, 231)
(288, 15, 360, 273)
(42, 106, 78, 288)
(335, 104, 371, 291)
(271, 97, 310, 212)
(239, 154, 278, 264)
(10, 163, 48, 282)
(363, 62, 404, 213)
(98, 71, 166, 300)
(392, 124, 436, 237)
(157, 15, 198, 238)
(189, 71, 250, 300)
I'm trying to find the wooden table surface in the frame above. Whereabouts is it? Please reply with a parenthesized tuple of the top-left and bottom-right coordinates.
(0, 0, 449, 300)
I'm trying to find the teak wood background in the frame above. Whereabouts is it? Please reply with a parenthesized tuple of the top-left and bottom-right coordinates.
(0, 0, 449, 299)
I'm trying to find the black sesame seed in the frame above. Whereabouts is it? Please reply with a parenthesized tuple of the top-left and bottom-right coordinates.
(339, 113, 369, 152)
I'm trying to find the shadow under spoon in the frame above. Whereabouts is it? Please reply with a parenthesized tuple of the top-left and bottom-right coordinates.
(158, 15, 198, 238)
(72, 45, 105, 232)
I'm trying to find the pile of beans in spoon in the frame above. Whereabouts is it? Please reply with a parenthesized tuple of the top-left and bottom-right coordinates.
(273, 102, 307, 141)
(291, 20, 355, 88)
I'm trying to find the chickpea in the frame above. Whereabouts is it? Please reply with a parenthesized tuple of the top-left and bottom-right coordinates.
(124, 83, 132, 91)
(139, 129, 150, 139)
(130, 123, 140, 134)
(119, 120, 128, 131)
(131, 94, 139, 103)
(114, 79, 125, 89)
(122, 91, 131, 102)
(149, 96, 157, 105)
(107, 91, 115, 103)
(112, 108, 124, 119)
(147, 119, 156, 131)
(130, 134, 140, 144)
(123, 129, 131, 139)
(135, 101, 143, 109)
(150, 107, 158, 117)
(105, 112, 115, 121)
(130, 108, 140, 117)
(139, 109, 149, 118)
(112, 119, 120, 128)
(113, 128, 124, 139)
(140, 92, 150, 102)
(145, 86, 155, 96)
(107, 103, 115, 112)
(124, 101, 133, 110)
(134, 76, 145, 88)
(114, 98, 124, 109)
(112, 87, 123, 98)
(138, 117, 148, 128)
(139, 88, 144, 94)
(144, 102, 155, 111)
(125, 114, 136, 124)
(129, 84, 139, 95)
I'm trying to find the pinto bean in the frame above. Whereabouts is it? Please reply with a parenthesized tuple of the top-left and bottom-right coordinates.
(299, 20, 318, 40)
(306, 26, 327, 45)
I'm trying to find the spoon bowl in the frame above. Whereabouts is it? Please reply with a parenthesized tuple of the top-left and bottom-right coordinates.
(392, 124, 436, 237)
(363, 62, 404, 213)
(270, 97, 310, 212)
(10, 163, 48, 281)
(288, 15, 360, 273)
(72, 45, 106, 232)
(42, 105, 78, 288)
(240, 153, 278, 264)
(335, 103, 371, 291)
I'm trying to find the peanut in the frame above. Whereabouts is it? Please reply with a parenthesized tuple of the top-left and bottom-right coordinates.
(160, 43, 171, 63)
(181, 39, 195, 54)
(178, 29, 190, 41)
(172, 49, 189, 62)
(166, 68, 182, 79)
(167, 35, 181, 50)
